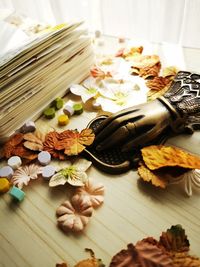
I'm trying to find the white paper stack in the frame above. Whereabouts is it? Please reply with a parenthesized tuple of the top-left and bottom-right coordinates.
(0, 22, 94, 142)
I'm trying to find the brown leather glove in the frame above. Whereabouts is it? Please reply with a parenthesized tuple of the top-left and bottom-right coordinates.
(94, 71, 200, 152)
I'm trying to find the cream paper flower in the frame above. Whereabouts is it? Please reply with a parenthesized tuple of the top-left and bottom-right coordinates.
(49, 158, 92, 187)
(179, 169, 200, 197)
(96, 77, 148, 113)
(70, 77, 100, 103)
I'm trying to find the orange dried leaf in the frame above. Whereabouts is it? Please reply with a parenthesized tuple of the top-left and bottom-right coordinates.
(90, 66, 112, 79)
(159, 225, 190, 253)
(110, 242, 173, 267)
(13, 145, 38, 160)
(162, 66, 178, 78)
(141, 145, 200, 170)
(55, 129, 95, 156)
(43, 131, 66, 160)
(131, 54, 160, 69)
(146, 76, 171, 91)
(139, 62, 161, 79)
(138, 162, 168, 188)
(172, 252, 200, 267)
(23, 130, 45, 151)
(3, 133, 24, 158)
(147, 83, 171, 101)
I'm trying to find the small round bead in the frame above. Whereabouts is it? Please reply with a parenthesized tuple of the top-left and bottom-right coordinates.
(20, 121, 36, 133)
(54, 97, 64, 110)
(43, 107, 55, 119)
(9, 186, 25, 201)
(58, 114, 69, 126)
(42, 166, 56, 180)
(0, 166, 14, 180)
(63, 104, 74, 116)
(95, 30, 101, 38)
(38, 151, 51, 166)
(73, 103, 83, 115)
(8, 156, 22, 170)
(0, 178, 10, 193)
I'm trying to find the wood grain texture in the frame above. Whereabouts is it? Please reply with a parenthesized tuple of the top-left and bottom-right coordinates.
(1, 39, 200, 267)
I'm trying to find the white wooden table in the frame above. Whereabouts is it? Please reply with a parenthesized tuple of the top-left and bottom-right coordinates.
(1, 37, 200, 267)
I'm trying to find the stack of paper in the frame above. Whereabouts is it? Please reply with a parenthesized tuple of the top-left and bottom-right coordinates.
(0, 22, 94, 142)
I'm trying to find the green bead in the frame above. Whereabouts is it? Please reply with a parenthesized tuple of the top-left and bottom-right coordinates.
(43, 107, 55, 119)
(54, 97, 64, 110)
(9, 186, 25, 201)
(73, 103, 83, 115)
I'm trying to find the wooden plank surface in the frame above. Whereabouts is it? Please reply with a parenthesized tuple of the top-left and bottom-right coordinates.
(1, 37, 200, 267)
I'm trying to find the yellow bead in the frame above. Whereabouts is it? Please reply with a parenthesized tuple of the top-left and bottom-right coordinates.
(58, 114, 69, 126)
(0, 178, 10, 193)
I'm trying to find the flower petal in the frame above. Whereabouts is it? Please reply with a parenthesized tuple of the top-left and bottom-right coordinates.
(49, 173, 67, 187)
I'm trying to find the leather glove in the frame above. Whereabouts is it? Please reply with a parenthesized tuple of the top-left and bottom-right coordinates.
(94, 71, 200, 152)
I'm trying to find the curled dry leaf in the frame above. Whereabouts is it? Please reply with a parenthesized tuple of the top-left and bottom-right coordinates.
(12, 164, 41, 189)
(43, 131, 66, 160)
(162, 66, 178, 78)
(55, 129, 95, 156)
(76, 179, 105, 208)
(2, 133, 38, 161)
(146, 76, 172, 91)
(141, 145, 200, 171)
(23, 130, 45, 151)
(2, 133, 24, 158)
(147, 83, 171, 101)
(56, 194, 93, 232)
(138, 162, 168, 188)
(171, 252, 200, 267)
(139, 62, 161, 79)
(131, 54, 160, 69)
(159, 225, 190, 253)
(110, 242, 173, 267)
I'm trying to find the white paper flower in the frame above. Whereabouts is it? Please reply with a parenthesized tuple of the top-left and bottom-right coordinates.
(49, 158, 92, 187)
(178, 169, 200, 197)
(12, 164, 41, 189)
(96, 78, 148, 113)
(70, 77, 100, 103)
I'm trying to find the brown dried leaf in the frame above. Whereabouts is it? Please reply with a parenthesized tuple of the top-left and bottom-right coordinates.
(109, 242, 173, 267)
(159, 225, 190, 253)
(147, 83, 171, 101)
(55, 129, 95, 156)
(56, 263, 68, 267)
(139, 62, 161, 79)
(138, 162, 168, 188)
(146, 76, 172, 91)
(162, 66, 178, 78)
(43, 131, 66, 160)
(3, 133, 24, 158)
(13, 145, 38, 160)
(141, 145, 200, 170)
(23, 130, 45, 151)
(131, 54, 160, 69)
(172, 252, 200, 267)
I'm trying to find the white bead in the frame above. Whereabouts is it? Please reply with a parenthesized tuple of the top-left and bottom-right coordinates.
(38, 151, 51, 166)
(8, 156, 22, 170)
(0, 166, 14, 180)
(63, 104, 74, 116)
(42, 165, 56, 180)
(20, 121, 36, 133)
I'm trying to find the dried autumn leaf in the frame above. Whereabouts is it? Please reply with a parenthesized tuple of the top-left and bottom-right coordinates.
(138, 162, 168, 188)
(56, 263, 68, 267)
(55, 129, 95, 156)
(74, 249, 105, 267)
(162, 66, 178, 78)
(141, 145, 200, 170)
(23, 130, 45, 151)
(43, 131, 66, 160)
(131, 54, 160, 69)
(139, 62, 161, 79)
(13, 144, 38, 161)
(146, 76, 172, 91)
(90, 66, 112, 79)
(159, 225, 190, 253)
(147, 83, 171, 101)
(172, 252, 200, 267)
(3, 133, 24, 158)
(109, 242, 173, 267)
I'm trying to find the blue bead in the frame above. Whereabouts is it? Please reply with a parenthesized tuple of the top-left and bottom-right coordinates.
(9, 186, 25, 201)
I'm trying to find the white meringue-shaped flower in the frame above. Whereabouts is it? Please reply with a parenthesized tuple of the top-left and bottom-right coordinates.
(70, 77, 100, 103)
(180, 169, 200, 197)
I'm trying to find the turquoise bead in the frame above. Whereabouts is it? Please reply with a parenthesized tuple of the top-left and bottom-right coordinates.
(9, 186, 25, 201)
